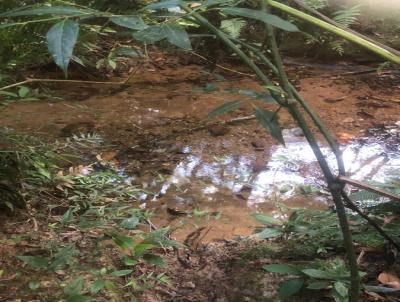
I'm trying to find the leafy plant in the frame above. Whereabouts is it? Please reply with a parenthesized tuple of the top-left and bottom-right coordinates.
(263, 258, 363, 301)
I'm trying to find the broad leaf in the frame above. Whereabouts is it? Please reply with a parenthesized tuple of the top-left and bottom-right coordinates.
(120, 216, 140, 230)
(114, 47, 142, 57)
(110, 16, 148, 30)
(0, 6, 97, 17)
(208, 100, 242, 117)
(163, 24, 192, 50)
(254, 107, 285, 145)
(46, 20, 79, 75)
(133, 23, 191, 50)
(143, 253, 165, 266)
(113, 234, 135, 249)
(64, 277, 84, 296)
(18, 86, 29, 98)
(256, 227, 283, 239)
(132, 25, 166, 43)
(263, 264, 300, 274)
(145, 0, 182, 10)
(123, 257, 139, 266)
(18, 256, 48, 269)
(278, 278, 304, 300)
(221, 8, 299, 32)
(66, 295, 91, 302)
(90, 280, 105, 294)
(333, 281, 348, 297)
(307, 281, 330, 289)
(203, 0, 234, 7)
(301, 269, 349, 280)
(251, 213, 281, 225)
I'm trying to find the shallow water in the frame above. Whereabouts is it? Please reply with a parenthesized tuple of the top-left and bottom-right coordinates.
(145, 124, 400, 242)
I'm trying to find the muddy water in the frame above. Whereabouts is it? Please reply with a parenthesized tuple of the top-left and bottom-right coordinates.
(1, 57, 399, 242)
(145, 124, 400, 242)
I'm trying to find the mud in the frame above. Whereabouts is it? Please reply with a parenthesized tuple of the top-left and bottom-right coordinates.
(1, 55, 400, 243)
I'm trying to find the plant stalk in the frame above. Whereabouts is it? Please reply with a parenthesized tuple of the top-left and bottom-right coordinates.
(263, 1, 359, 299)
(266, 0, 400, 65)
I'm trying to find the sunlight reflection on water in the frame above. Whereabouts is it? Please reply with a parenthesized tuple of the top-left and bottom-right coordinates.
(157, 127, 400, 207)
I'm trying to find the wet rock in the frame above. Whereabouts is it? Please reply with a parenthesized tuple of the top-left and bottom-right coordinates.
(60, 121, 95, 137)
(209, 125, 229, 136)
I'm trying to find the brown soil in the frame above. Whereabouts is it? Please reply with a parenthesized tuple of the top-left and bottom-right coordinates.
(0, 53, 399, 301)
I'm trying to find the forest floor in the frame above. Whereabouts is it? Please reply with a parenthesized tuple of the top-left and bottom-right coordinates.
(0, 53, 400, 301)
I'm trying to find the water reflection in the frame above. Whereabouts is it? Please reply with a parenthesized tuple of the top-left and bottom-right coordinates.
(157, 127, 400, 208)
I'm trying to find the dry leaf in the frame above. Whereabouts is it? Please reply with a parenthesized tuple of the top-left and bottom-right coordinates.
(378, 272, 400, 288)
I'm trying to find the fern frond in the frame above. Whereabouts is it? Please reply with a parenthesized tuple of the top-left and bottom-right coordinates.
(333, 5, 362, 28)
(303, 0, 328, 10)
(220, 18, 246, 39)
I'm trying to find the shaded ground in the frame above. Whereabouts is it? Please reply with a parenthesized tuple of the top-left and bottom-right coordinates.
(0, 54, 400, 301)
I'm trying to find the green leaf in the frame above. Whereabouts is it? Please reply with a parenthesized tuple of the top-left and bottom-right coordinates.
(278, 278, 304, 300)
(113, 47, 142, 57)
(134, 243, 156, 257)
(122, 257, 139, 266)
(203, 0, 234, 7)
(66, 295, 91, 302)
(208, 100, 242, 117)
(132, 25, 166, 43)
(145, 0, 181, 10)
(120, 216, 140, 230)
(257, 227, 283, 239)
(18, 86, 29, 98)
(110, 16, 148, 30)
(262, 264, 300, 274)
(61, 208, 74, 225)
(220, 18, 246, 39)
(333, 281, 348, 297)
(0, 91, 18, 98)
(301, 269, 349, 280)
(29, 281, 41, 290)
(113, 234, 135, 249)
(220, 8, 299, 32)
(50, 244, 76, 271)
(46, 20, 79, 75)
(203, 83, 219, 92)
(111, 269, 133, 277)
(18, 256, 48, 269)
(307, 281, 330, 289)
(0, 6, 97, 17)
(254, 107, 285, 145)
(251, 213, 281, 225)
(143, 253, 165, 266)
(90, 280, 105, 294)
(163, 24, 192, 50)
(64, 277, 84, 296)
(364, 285, 400, 293)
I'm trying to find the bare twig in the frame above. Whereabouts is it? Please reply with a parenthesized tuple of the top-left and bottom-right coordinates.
(338, 176, 400, 202)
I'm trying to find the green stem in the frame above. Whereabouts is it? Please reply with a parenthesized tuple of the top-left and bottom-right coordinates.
(267, 0, 400, 65)
(264, 1, 359, 299)
(233, 38, 345, 175)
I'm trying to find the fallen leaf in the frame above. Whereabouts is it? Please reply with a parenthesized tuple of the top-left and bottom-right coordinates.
(378, 272, 400, 288)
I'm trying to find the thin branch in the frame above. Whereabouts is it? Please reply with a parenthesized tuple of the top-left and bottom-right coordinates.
(341, 191, 400, 251)
(338, 176, 400, 202)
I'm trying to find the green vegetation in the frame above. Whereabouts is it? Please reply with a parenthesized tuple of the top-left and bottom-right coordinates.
(1, 0, 399, 301)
